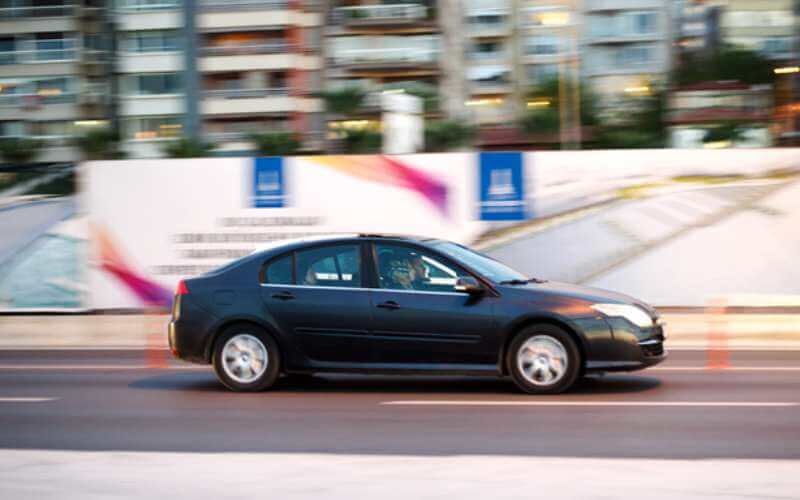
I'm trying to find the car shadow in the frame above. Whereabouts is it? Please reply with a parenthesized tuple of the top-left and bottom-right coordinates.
(128, 371, 661, 395)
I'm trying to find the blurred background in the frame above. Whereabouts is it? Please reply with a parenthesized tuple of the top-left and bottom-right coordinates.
(1, 0, 799, 312)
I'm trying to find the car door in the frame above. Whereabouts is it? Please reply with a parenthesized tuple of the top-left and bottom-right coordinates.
(259, 243, 373, 367)
(368, 242, 497, 368)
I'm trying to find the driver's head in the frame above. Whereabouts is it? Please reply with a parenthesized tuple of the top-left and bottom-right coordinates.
(409, 254, 426, 280)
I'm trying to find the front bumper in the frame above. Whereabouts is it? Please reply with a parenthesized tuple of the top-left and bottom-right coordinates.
(585, 318, 667, 372)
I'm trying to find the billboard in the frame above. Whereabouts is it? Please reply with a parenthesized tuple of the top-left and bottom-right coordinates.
(84, 154, 485, 309)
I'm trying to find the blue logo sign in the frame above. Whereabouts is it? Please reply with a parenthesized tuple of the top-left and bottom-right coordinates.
(253, 157, 285, 208)
(479, 152, 527, 220)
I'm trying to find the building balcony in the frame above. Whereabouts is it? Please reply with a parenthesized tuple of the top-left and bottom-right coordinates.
(587, 32, 662, 44)
(331, 48, 438, 71)
(114, 0, 180, 11)
(0, 44, 78, 66)
(199, 0, 288, 11)
(0, 4, 75, 19)
(332, 3, 427, 27)
(200, 42, 291, 57)
(202, 89, 322, 115)
(467, 22, 511, 38)
(200, 53, 320, 72)
(469, 81, 513, 95)
(584, 0, 663, 13)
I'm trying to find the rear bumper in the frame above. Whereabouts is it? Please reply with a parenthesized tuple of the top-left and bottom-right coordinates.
(168, 295, 217, 364)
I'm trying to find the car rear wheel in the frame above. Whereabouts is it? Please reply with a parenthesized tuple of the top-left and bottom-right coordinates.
(507, 325, 581, 394)
(213, 326, 280, 392)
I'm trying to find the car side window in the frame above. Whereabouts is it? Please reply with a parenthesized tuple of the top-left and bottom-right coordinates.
(296, 245, 362, 288)
(265, 254, 293, 285)
(374, 244, 470, 292)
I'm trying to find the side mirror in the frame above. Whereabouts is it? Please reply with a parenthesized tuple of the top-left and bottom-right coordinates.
(454, 276, 484, 295)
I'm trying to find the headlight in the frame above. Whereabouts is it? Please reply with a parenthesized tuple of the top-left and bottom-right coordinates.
(591, 303, 653, 328)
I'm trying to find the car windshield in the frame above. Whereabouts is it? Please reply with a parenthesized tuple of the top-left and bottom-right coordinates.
(430, 241, 528, 284)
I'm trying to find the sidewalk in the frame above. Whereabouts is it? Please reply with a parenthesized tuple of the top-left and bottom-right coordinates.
(1, 313, 799, 349)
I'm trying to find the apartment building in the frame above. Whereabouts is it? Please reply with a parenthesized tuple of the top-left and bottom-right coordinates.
(674, 0, 722, 55)
(323, 0, 440, 131)
(718, 0, 797, 61)
(0, 0, 113, 163)
(115, 0, 324, 158)
(582, 0, 673, 103)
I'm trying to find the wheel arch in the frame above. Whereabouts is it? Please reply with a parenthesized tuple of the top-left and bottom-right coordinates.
(499, 314, 588, 376)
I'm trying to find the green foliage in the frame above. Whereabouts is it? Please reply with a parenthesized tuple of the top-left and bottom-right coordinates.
(702, 122, 745, 144)
(319, 87, 367, 116)
(519, 107, 560, 135)
(0, 138, 42, 165)
(162, 137, 215, 158)
(519, 77, 600, 137)
(381, 83, 439, 113)
(341, 129, 382, 154)
(249, 132, 301, 156)
(674, 47, 776, 86)
(594, 89, 668, 149)
(424, 120, 474, 152)
(74, 128, 124, 161)
(28, 171, 76, 196)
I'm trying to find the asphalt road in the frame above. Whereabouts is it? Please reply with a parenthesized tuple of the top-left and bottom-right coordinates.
(0, 348, 798, 460)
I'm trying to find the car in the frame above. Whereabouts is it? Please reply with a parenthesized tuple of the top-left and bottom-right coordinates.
(169, 234, 666, 394)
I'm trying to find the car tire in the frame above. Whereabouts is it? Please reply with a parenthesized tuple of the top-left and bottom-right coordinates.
(213, 325, 281, 392)
(507, 324, 581, 394)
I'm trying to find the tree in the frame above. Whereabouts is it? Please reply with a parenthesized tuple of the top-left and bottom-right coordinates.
(424, 120, 474, 152)
(162, 137, 215, 158)
(249, 132, 301, 156)
(519, 77, 599, 137)
(702, 122, 746, 145)
(341, 129, 381, 154)
(0, 138, 41, 165)
(74, 128, 124, 161)
(594, 89, 668, 149)
(319, 87, 367, 116)
(674, 46, 776, 86)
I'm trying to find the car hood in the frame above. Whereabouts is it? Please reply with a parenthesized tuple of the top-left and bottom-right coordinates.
(509, 280, 656, 315)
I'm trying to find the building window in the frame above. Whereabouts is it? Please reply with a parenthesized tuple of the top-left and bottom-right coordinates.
(523, 7, 570, 27)
(124, 116, 183, 140)
(124, 73, 181, 95)
(524, 36, 562, 56)
(123, 30, 181, 53)
(525, 63, 559, 84)
(628, 12, 657, 35)
(469, 41, 504, 60)
(615, 45, 654, 67)
(467, 65, 511, 86)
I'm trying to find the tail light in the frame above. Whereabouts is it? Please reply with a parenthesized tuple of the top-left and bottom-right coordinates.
(175, 280, 189, 296)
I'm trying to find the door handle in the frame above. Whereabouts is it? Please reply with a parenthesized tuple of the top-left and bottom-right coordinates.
(376, 300, 400, 310)
(271, 291, 295, 300)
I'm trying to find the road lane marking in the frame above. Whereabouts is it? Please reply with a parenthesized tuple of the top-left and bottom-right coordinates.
(381, 401, 799, 407)
(651, 366, 800, 371)
(0, 397, 58, 403)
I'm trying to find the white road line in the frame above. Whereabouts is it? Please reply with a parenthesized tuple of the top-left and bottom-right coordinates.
(0, 365, 204, 371)
(381, 401, 799, 407)
(0, 397, 58, 403)
(651, 366, 800, 371)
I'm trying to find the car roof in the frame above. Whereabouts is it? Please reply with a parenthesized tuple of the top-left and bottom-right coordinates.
(250, 233, 437, 257)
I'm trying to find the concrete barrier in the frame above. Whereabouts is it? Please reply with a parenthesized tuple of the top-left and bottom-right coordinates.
(1, 313, 799, 349)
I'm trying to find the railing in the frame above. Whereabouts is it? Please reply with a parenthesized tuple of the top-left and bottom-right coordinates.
(467, 21, 511, 36)
(115, 0, 180, 11)
(0, 40, 77, 65)
(334, 3, 426, 24)
(203, 88, 290, 99)
(0, 93, 77, 107)
(200, 42, 290, 57)
(333, 47, 438, 66)
(0, 5, 75, 19)
(199, 0, 288, 10)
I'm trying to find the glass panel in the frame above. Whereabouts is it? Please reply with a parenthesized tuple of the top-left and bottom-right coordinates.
(265, 254, 293, 284)
(375, 244, 470, 292)
(296, 245, 361, 288)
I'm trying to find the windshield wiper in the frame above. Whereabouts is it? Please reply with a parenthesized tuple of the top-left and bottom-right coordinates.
(499, 277, 548, 285)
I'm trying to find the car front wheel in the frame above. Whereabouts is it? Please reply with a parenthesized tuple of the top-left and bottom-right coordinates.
(507, 325, 581, 394)
(213, 326, 280, 392)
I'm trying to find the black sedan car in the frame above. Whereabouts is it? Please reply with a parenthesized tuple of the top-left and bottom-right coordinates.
(169, 234, 666, 394)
